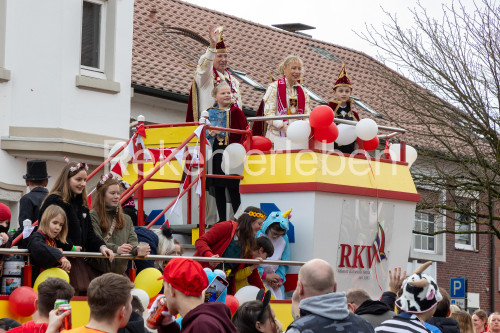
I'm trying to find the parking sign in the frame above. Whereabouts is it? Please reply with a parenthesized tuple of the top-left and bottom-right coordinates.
(450, 278, 466, 298)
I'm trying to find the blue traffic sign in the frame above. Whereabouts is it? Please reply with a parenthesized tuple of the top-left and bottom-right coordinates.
(450, 278, 466, 298)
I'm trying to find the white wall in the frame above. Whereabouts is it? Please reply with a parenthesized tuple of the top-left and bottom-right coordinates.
(0, 0, 134, 139)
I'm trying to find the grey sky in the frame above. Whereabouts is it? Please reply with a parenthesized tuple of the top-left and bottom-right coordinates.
(183, 0, 475, 59)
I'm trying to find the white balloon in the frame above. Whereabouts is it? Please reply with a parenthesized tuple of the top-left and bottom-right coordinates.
(223, 143, 246, 168)
(335, 124, 357, 145)
(406, 145, 418, 168)
(221, 160, 244, 176)
(234, 286, 261, 305)
(389, 144, 401, 161)
(355, 119, 378, 141)
(131, 288, 150, 310)
(388, 144, 418, 168)
(287, 120, 311, 143)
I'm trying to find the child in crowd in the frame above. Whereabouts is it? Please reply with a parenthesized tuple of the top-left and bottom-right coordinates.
(204, 82, 247, 222)
(257, 208, 291, 300)
(232, 236, 274, 293)
(328, 64, 360, 154)
(155, 227, 184, 270)
(27, 204, 74, 271)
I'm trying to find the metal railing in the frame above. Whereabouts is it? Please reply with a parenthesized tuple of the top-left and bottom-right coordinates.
(0, 248, 305, 266)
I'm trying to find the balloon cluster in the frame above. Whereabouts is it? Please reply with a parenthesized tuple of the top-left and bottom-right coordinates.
(285, 106, 381, 150)
(309, 106, 338, 143)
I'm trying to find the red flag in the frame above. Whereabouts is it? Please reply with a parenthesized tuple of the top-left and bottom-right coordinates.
(136, 124, 146, 138)
(149, 149, 161, 166)
(111, 161, 123, 177)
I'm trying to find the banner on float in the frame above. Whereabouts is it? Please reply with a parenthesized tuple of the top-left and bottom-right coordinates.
(335, 199, 394, 298)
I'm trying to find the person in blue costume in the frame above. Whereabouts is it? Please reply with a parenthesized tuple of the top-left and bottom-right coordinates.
(257, 208, 292, 300)
(204, 81, 247, 222)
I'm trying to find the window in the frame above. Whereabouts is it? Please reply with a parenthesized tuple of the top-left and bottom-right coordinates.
(413, 212, 436, 252)
(306, 44, 341, 62)
(352, 97, 381, 117)
(227, 69, 265, 91)
(302, 85, 326, 104)
(455, 212, 476, 250)
(81, 0, 107, 77)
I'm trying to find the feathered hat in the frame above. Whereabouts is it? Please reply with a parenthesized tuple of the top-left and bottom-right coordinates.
(333, 63, 352, 89)
(214, 26, 226, 53)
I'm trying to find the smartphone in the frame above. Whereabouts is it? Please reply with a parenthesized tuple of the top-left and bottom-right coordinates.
(204, 275, 229, 302)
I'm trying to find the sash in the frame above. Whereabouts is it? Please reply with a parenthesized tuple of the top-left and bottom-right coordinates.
(213, 68, 239, 107)
(276, 76, 305, 136)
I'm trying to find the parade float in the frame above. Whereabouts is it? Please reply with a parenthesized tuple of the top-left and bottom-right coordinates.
(0, 108, 419, 328)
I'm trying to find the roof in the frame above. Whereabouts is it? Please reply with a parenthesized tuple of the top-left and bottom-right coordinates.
(131, 0, 434, 148)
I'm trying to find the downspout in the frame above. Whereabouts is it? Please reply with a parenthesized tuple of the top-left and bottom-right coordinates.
(491, 232, 495, 311)
(492, 199, 496, 311)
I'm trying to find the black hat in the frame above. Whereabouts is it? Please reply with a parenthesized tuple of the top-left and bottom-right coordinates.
(23, 160, 50, 180)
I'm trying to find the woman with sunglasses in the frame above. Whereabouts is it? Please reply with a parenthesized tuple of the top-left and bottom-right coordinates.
(232, 291, 280, 333)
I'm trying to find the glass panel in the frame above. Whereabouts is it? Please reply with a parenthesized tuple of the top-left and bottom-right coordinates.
(81, 1, 101, 68)
(428, 237, 435, 251)
(413, 211, 436, 251)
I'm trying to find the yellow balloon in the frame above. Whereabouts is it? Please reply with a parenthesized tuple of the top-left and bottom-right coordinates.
(33, 268, 70, 292)
(134, 268, 163, 298)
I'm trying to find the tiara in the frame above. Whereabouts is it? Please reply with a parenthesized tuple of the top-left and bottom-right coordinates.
(248, 211, 266, 219)
(69, 162, 89, 173)
(99, 173, 114, 185)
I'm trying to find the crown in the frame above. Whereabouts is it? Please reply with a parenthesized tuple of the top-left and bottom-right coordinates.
(333, 63, 352, 89)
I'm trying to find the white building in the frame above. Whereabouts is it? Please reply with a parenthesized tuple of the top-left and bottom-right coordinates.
(0, 0, 134, 226)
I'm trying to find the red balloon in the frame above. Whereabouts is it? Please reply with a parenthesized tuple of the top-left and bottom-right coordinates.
(357, 136, 380, 151)
(309, 105, 334, 128)
(9, 286, 37, 317)
(225, 294, 239, 316)
(314, 123, 339, 143)
(251, 136, 272, 151)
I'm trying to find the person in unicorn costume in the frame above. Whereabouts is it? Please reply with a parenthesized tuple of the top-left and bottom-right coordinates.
(257, 208, 292, 300)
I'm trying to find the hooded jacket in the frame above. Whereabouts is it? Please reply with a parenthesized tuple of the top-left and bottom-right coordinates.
(158, 302, 236, 333)
(355, 299, 396, 328)
(256, 211, 291, 282)
(287, 292, 374, 333)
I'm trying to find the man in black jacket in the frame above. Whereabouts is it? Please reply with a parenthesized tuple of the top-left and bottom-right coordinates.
(346, 267, 406, 328)
(426, 288, 460, 333)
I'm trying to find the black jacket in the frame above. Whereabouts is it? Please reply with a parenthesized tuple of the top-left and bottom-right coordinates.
(19, 187, 48, 224)
(118, 311, 148, 333)
(426, 317, 461, 333)
(27, 231, 72, 269)
(38, 194, 104, 251)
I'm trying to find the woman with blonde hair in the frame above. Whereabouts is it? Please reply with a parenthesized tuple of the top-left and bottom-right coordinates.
(450, 310, 475, 333)
(489, 312, 500, 333)
(263, 54, 311, 147)
(472, 309, 488, 333)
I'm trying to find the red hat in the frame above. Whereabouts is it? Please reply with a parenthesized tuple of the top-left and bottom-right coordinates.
(0, 203, 11, 223)
(333, 63, 352, 89)
(158, 258, 208, 297)
(214, 26, 227, 53)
